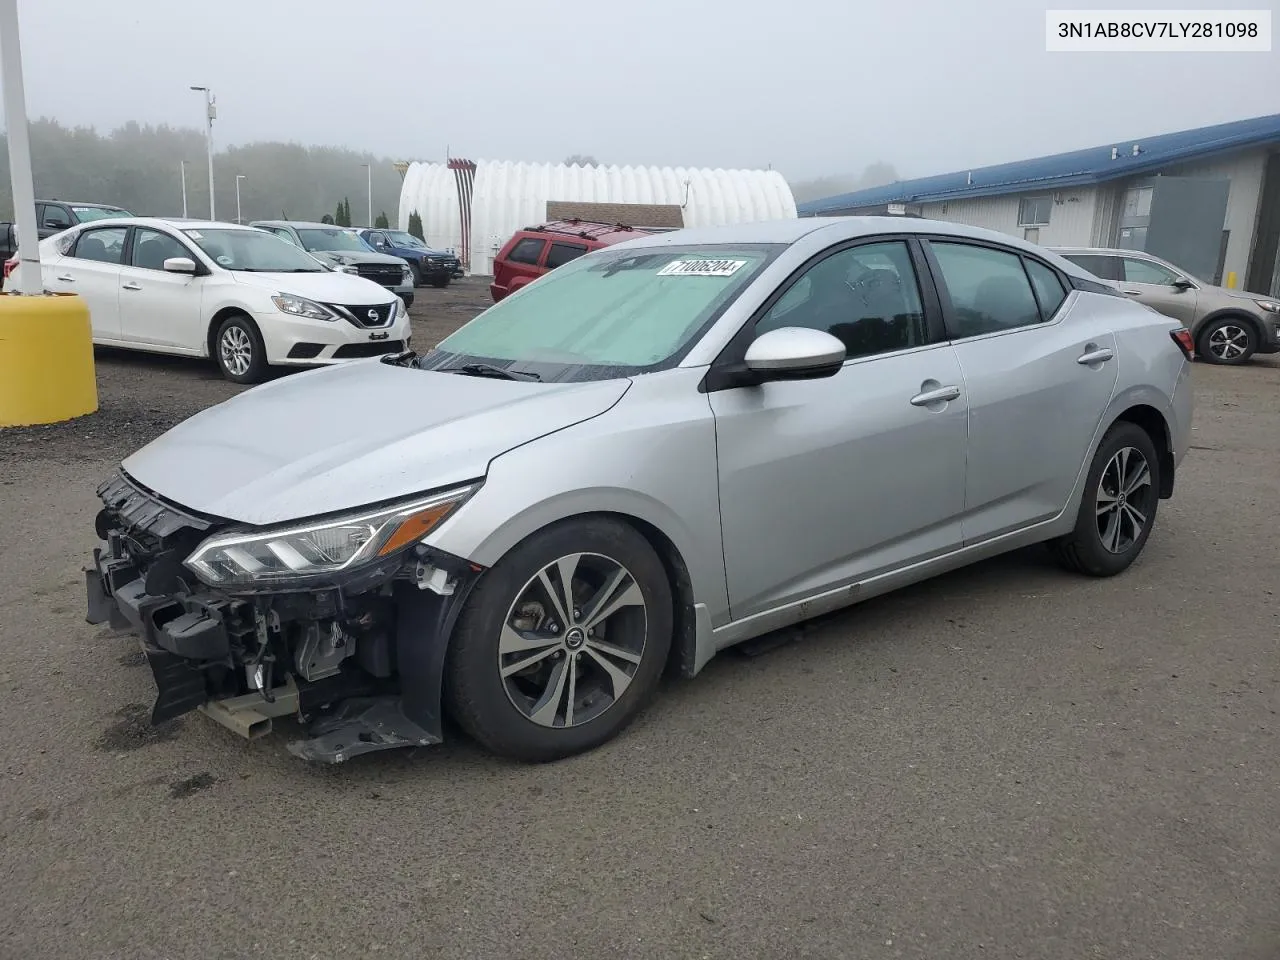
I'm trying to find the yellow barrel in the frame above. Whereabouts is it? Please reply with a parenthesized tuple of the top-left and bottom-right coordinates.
(0, 292, 98, 427)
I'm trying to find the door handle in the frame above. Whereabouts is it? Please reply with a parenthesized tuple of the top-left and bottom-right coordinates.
(909, 385, 961, 406)
(1076, 347, 1114, 365)
(55, 274, 74, 282)
(1121, 290, 1142, 296)
(122, 282, 142, 291)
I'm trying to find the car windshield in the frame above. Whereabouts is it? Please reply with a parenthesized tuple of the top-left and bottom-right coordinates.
(182, 227, 328, 272)
(419, 243, 780, 382)
(386, 231, 427, 249)
(296, 228, 374, 253)
(72, 206, 130, 222)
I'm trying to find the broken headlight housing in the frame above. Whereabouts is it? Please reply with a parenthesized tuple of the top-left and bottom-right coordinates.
(184, 484, 478, 588)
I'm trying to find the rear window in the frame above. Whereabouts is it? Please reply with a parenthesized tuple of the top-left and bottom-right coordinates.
(1062, 253, 1122, 282)
(505, 237, 545, 266)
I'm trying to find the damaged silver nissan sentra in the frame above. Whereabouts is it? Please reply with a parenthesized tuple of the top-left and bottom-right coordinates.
(86, 217, 1193, 763)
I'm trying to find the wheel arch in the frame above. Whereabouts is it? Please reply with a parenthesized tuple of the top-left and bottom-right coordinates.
(204, 306, 257, 359)
(1193, 308, 1263, 346)
(1107, 402, 1174, 498)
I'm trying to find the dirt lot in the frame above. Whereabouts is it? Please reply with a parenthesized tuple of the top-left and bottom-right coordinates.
(2, 281, 1278, 960)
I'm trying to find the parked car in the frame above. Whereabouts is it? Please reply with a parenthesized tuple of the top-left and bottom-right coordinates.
(489, 219, 658, 301)
(0, 199, 133, 263)
(85, 217, 1192, 765)
(356, 228, 462, 288)
(24, 217, 410, 383)
(250, 220, 415, 308)
(1051, 246, 1280, 365)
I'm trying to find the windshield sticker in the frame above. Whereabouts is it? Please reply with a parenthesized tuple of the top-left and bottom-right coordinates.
(216, 255, 233, 266)
(185, 230, 204, 240)
(657, 259, 747, 278)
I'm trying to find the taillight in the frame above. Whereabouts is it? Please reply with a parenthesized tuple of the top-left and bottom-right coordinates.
(1170, 328, 1194, 360)
(2, 257, 16, 280)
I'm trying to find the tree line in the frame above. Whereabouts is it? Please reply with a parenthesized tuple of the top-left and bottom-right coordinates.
(0, 118, 407, 226)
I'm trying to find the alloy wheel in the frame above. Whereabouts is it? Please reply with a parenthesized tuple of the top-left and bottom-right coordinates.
(219, 325, 253, 377)
(1095, 445, 1153, 554)
(498, 552, 648, 729)
(1206, 323, 1250, 361)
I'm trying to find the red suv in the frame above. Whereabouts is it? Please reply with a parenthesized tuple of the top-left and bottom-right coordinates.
(489, 219, 658, 301)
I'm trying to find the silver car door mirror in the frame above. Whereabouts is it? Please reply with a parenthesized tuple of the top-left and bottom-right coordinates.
(743, 327, 846, 381)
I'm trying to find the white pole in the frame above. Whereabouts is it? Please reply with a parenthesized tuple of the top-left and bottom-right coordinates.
(180, 161, 188, 218)
(0, 0, 42, 296)
(235, 174, 244, 224)
(191, 86, 215, 220)
(363, 163, 372, 227)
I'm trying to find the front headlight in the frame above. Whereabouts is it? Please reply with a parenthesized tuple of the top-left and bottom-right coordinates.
(401, 265, 413, 284)
(338, 263, 360, 275)
(271, 294, 335, 321)
(1254, 299, 1279, 314)
(396, 296, 408, 320)
(184, 484, 477, 588)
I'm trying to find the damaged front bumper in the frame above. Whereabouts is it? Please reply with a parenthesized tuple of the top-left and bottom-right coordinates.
(84, 471, 480, 763)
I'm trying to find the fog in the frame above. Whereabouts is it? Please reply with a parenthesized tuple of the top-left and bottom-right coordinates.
(8, 0, 1278, 184)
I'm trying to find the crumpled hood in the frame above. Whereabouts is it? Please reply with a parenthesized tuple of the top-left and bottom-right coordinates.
(121, 362, 630, 525)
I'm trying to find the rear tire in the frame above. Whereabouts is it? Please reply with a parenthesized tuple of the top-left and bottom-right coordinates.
(1050, 421, 1160, 577)
(1196, 317, 1256, 365)
(213, 314, 269, 384)
(445, 517, 672, 762)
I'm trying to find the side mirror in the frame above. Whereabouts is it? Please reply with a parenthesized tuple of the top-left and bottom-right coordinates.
(163, 257, 197, 274)
(1172, 277, 1194, 290)
(743, 327, 845, 381)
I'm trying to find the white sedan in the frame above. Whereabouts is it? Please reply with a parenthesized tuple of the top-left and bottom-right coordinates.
(20, 217, 413, 383)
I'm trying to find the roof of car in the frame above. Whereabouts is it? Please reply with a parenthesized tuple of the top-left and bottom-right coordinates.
(42, 200, 128, 209)
(519, 219, 660, 245)
(252, 220, 356, 230)
(1049, 246, 1159, 257)
(70, 217, 255, 231)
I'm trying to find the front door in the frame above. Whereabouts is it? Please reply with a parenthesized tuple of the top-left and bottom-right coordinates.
(710, 238, 969, 621)
(47, 225, 128, 342)
(1116, 254, 1199, 325)
(117, 227, 205, 351)
(923, 239, 1121, 544)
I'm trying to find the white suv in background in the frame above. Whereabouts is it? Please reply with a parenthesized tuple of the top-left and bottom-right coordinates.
(27, 218, 412, 383)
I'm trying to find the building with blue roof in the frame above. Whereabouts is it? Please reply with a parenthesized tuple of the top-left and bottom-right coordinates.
(798, 114, 1280, 296)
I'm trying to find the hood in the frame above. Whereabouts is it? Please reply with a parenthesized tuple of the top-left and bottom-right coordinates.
(232, 270, 398, 305)
(310, 249, 406, 267)
(121, 361, 630, 525)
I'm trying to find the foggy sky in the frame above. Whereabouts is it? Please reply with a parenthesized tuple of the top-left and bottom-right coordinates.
(7, 0, 1278, 182)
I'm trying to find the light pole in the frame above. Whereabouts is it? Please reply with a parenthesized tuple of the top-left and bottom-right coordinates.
(1, 0, 40, 294)
(235, 175, 245, 224)
(361, 163, 372, 226)
(190, 85, 216, 219)
(180, 160, 189, 218)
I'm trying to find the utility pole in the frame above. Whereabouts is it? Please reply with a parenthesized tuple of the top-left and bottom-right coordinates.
(190, 85, 216, 219)
(180, 160, 189, 218)
(0, 0, 41, 294)
(361, 163, 372, 227)
(235, 174, 245, 224)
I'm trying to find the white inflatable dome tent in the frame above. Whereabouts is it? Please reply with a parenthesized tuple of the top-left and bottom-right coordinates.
(397, 159, 797, 276)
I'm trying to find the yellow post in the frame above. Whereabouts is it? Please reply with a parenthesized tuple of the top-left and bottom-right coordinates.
(0, 292, 97, 426)
(1226, 271, 1238, 289)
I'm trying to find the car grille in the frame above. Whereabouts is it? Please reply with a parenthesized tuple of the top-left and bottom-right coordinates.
(333, 339, 406, 359)
(356, 263, 404, 286)
(322, 301, 397, 329)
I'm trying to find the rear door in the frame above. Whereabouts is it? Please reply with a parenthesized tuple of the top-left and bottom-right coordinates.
(923, 239, 1120, 544)
(39, 203, 73, 239)
(49, 225, 128, 341)
(498, 236, 548, 294)
(116, 227, 206, 351)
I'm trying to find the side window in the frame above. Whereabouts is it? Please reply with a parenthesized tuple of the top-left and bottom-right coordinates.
(70, 226, 128, 265)
(930, 242, 1043, 338)
(1024, 259, 1068, 319)
(545, 242, 588, 270)
(1062, 253, 1123, 282)
(756, 240, 929, 360)
(272, 228, 300, 247)
(131, 229, 192, 271)
(42, 204, 72, 229)
(1121, 257, 1180, 285)
(506, 237, 546, 266)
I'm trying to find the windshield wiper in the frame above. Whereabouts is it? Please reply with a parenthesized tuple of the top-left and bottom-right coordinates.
(440, 362, 541, 382)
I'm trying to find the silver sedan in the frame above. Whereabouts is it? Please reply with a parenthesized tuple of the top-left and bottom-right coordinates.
(86, 216, 1194, 764)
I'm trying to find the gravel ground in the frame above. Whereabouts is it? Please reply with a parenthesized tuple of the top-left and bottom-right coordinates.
(1, 284, 1278, 960)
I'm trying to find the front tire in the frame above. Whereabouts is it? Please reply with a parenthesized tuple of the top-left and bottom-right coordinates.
(214, 314, 268, 384)
(1050, 421, 1160, 577)
(1197, 317, 1256, 365)
(445, 517, 673, 762)
(410, 262, 423, 288)
(430, 276, 450, 289)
